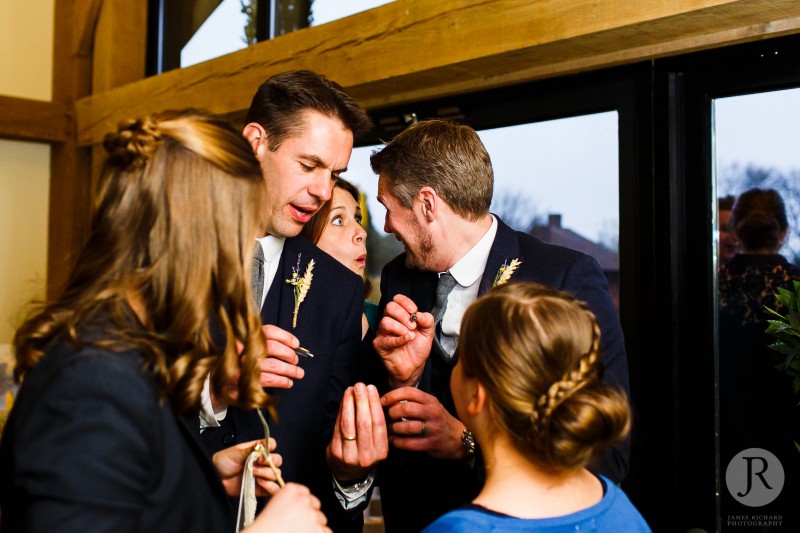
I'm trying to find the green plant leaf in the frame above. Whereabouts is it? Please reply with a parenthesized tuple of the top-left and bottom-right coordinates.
(764, 282, 800, 401)
(769, 341, 796, 355)
(764, 306, 787, 320)
(776, 287, 795, 308)
(790, 311, 800, 331)
(765, 320, 790, 334)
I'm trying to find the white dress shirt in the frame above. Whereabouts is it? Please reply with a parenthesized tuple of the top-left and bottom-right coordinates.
(255, 236, 286, 310)
(438, 215, 498, 356)
(199, 236, 285, 430)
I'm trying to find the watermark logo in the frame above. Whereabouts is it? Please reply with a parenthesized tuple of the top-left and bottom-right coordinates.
(725, 448, 784, 507)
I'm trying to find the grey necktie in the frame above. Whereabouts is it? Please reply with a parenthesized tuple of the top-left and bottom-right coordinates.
(251, 243, 265, 309)
(431, 272, 458, 360)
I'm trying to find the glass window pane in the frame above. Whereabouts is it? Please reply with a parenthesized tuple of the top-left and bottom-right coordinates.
(181, 0, 252, 68)
(713, 87, 800, 528)
(310, 0, 394, 26)
(346, 112, 620, 309)
(152, 0, 395, 73)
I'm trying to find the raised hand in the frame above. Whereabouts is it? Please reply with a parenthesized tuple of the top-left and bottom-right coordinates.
(373, 294, 435, 388)
(326, 383, 388, 482)
(257, 324, 305, 389)
(381, 387, 467, 460)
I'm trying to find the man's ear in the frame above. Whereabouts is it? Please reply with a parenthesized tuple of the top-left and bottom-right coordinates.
(418, 186, 438, 222)
(242, 122, 267, 156)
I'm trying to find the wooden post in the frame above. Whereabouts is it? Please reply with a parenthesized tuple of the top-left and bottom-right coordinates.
(47, 0, 94, 298)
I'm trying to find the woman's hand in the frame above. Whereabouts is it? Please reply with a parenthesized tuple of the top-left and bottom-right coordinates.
(213, 438, 283, 496)
(247, 483, 331, 533)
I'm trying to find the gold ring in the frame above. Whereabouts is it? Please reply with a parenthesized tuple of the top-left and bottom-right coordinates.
(343, 434, 357, 441)
(420, 420, 427, 436)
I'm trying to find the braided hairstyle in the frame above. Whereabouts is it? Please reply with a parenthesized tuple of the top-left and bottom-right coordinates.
(14, 109, 269, 414)
(456, 282, 630, 473)
(731, 188, 788, 252)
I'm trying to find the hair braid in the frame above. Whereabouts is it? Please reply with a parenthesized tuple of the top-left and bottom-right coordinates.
(103, 116, 163, 169)
(531, 321, 601, 433)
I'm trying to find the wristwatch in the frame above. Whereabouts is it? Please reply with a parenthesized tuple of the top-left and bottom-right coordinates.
(461, 429, 476, 463)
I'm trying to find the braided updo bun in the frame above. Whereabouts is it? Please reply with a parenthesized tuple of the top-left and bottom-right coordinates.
(731, 188, 788, 252)
(103, 116, 163, 169)
(457, 282, 630, 473)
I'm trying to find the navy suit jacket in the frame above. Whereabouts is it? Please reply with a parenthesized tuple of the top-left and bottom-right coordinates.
(200, 235, 364, 532)
(1, 344, 234, 533)
(375, 217, 631, 532)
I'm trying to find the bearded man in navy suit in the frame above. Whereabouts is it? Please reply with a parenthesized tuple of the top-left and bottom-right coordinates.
(369, 119, 631, 532)
(200, 71, 388, 532)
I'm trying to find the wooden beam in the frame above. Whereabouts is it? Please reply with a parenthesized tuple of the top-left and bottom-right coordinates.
(48, 0, 94, 298)
(75, 0, 800, 146)
(0, 96, 70, 143)
(90, 1, 149, 215)
(72, 0, 103, 57)
(92, 0, 147, 90)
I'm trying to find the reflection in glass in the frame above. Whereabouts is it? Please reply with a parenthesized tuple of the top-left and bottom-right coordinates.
(714, 88, 800, 530)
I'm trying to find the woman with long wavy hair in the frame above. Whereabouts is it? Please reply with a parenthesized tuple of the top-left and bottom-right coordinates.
(0, 110, 329, 532)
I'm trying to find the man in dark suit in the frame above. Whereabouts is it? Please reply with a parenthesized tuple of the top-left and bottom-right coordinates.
(369, 119, 631, 532)
(200, 71, 387, 532)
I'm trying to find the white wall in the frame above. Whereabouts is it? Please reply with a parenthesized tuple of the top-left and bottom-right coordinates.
(0, 0, 54, 363)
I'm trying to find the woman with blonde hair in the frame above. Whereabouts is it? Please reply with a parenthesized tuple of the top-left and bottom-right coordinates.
(425, 282, 648, 531)
(0, 109, 329, 532)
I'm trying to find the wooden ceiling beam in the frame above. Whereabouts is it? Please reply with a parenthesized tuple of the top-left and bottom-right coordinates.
(75, 0, 800, 146)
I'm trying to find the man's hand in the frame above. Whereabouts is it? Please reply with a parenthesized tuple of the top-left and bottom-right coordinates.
(326, 383, 388, 483)
(213, 438, 283, 497)
(258, 324, 305, 389)
(381, 387, 466, 460)
(248, 483, 331, 533)
(210, 324, 305, 410)
(373, 294, 435, 388)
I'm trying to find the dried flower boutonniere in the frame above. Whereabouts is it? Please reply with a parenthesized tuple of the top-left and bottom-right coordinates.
(285, 254, 315, 328)
(493, 258, 522, 287)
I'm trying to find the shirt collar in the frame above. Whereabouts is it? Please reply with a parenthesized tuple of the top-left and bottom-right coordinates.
(256, 235, 285, 263)
(446, 215, 498, 287)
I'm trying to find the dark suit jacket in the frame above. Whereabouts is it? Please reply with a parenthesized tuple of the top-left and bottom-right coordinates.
(200, 235, 365, 532)
(375, 217, 631, 533)
(0, 343, 233, 533)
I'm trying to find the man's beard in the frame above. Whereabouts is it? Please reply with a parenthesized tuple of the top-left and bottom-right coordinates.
(404, 224, 435, 271)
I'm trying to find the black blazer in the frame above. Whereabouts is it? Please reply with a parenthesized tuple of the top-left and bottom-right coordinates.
(200, 235, 364, 532)
(0, 344, 233, 533)
(375, 217, 631, 533)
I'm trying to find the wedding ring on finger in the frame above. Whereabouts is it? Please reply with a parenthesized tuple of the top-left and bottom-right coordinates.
(342, 433, 357, 441)
(420, 420, 427, 437)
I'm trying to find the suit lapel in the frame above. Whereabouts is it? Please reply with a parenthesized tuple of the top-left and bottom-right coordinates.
(478, 217, 521, 296)
(413, 272, 439, 312)
(261, 238, 301, 329)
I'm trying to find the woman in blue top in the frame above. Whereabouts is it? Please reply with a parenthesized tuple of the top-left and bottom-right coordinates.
(424, 282, 650, 532)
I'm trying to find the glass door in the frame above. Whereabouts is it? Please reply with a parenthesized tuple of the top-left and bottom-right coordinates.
(713, 88, 800, 531)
